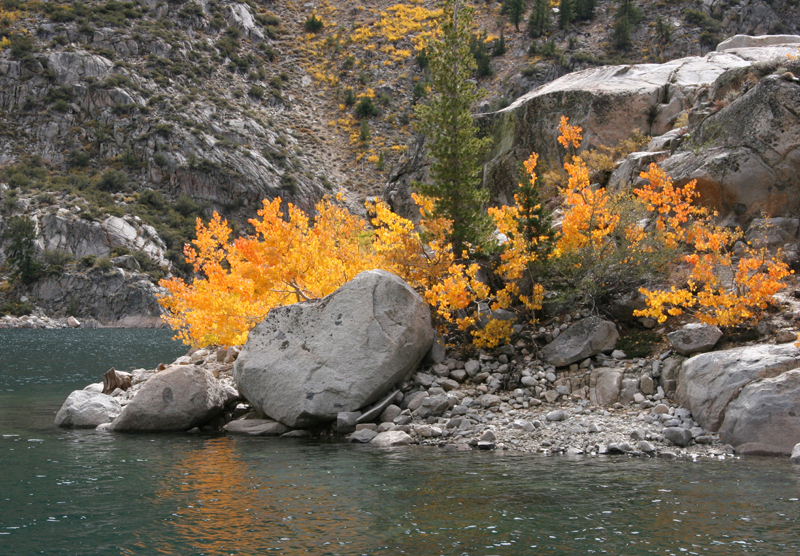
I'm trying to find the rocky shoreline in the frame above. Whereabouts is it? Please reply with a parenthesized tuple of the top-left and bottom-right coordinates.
(57, 342, 734, 461)
(51, 271, 800, 463)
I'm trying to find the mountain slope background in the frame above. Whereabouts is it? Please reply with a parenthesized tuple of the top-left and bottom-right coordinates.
(0, 0, 798, 322)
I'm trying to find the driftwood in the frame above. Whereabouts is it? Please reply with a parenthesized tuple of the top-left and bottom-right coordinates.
(102, 367, 132, 394)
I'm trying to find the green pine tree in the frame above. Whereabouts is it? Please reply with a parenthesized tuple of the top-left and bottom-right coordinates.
(501, 0, 527, 32)
(528, 0, 550, 38)
(1, 216, 42, 284)
(414, 0, 493, 256)
(575, 0, 595, 21)
(559, 0, 575, 30)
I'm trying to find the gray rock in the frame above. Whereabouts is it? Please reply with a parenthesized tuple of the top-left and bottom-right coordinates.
(403, 391, 428, 411)
(791, 443, 800, 464)
(110, 366, 226, 432)
(281, 430, 311, 438)
(663, 427, 693, 447)
(719, 370, 800, 456)
(412, 395, 450, 419)
(234, 270, 433, 427)
(379, 404, 402, 423)
(777, 329, 798, 344)
(439, 378, 460, 391)
(349, 429, 378, 443)
(54, 390, 121, 428)
(638, 440, 656, 453)
(546, 409, 566, 422)
(639, 375, 655, 396)
(541, 317, 619, 367)
(358, 391, 402, 423)
(371, 431, 414, 447)
(511, 419, 535, 432)
(224, 419, 289, 436)
(464, 360, 481, 377)
(336, 411, 361, 434)
(676, 343, 800, 431)
(450, 369, 467, 383)
(480, 430, 497, 442)
(589, 368, 623, 406)
(668, 323, 722, 356)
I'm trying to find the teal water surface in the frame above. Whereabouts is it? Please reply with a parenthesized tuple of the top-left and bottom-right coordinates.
(2, 329, 800, 555)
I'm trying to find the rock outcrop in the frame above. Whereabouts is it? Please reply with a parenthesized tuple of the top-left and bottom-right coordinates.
(479, 38, 800, 203)
(54, 390, 121, 428)
(234, 270, 434, 428)
(31, 267, 165, 327)
(110, 365, 227, 431)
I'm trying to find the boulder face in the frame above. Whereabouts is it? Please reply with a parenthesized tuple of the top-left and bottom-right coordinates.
(676, 343, 800, 432)
(659, 73, 800, 221)
(54, 390, 121, 428)
(234, 270, 434, 428)
(31, 268, 165, 328)
(110, 365, 227, 431)
(541, 317, 619, 367)
(718, 370, 800, 456)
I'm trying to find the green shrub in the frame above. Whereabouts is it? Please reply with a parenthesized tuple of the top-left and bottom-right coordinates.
(1, 216, 42, 284)
(95, 169, 128, 192)
(0, 299, 34, 317)
(79, 254, 98, 268)
(354, 96, 378, 118)
(303, 14, 323, 33)
(96, 257, 113, 270)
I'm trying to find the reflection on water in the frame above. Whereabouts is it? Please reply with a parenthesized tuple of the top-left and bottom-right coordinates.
(2, 330, 800, 555)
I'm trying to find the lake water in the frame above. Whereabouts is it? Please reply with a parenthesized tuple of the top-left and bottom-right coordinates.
(2, 329, 800, 555)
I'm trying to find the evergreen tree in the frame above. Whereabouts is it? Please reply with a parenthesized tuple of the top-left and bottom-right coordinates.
(515, 161, 553, 258)
(492, 30, 507, 57)
(501, 0, 527, 32)
(414, 0, 493, 256)
(1, 216, 42, 284)
(528, 0, 550, 38)
(559, 0, 574, 30)
(612, 0, 641, 51)
(469, 32, 493, 77)
(575, 0, 595, 21)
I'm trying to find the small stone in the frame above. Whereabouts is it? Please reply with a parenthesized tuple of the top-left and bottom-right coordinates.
(545, 372, 557, 383)
(653, 403, 669, 414)
(480, 430, 497, 442)
(450, 369, 467, 383)
(349, 429, 379, 443)
(695, 435, 714, 445)
(611, 350, 627, 359)
(776, 329, 798, 344)
(633, 393, 645, 404)
(791, 443, 800, 464)
(630, 429, 646, 441)
(511, 419, 535, 432)
(464, 360, 481, 377)
(371, 431, 414, 447)
(639, 375, 655, 395)
(393, 415, 413, 426)
(544, 390, 560, 403)
(638, 440, 656, 453)
(546, 409, 566, 422)
(336, 411, 361, 433)
(587, 423, 600, 433)
(379, 404, 402, 423)
(355, 423, 377, 431)
(663, 427, 693, 447)
(439, 378, 460, 391)
(415, 373, 435, 387)
(477, 440, 496, 450)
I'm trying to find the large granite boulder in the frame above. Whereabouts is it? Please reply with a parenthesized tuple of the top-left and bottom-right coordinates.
(541, 317, 618, 367)
(110, 366, 227, 431)
(234, 270, 434, 428)
(719, 370, 800, 456)
(676, 343, 800, 432)
(54, 390, 121, 428)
